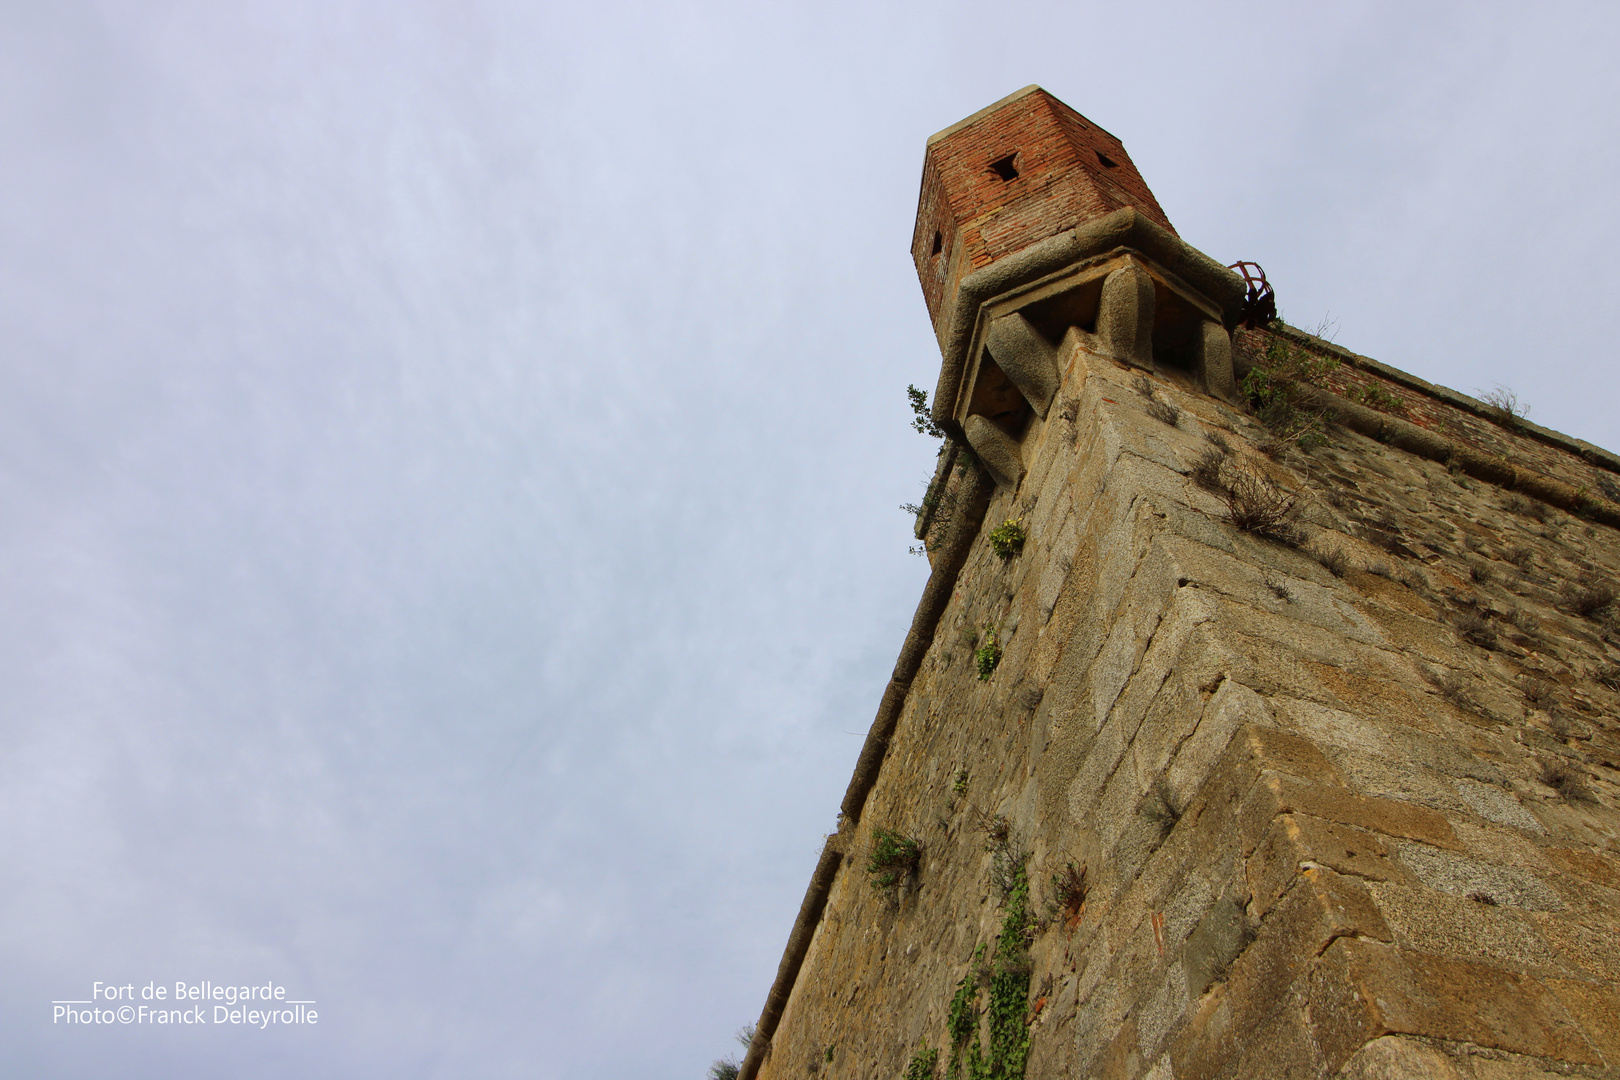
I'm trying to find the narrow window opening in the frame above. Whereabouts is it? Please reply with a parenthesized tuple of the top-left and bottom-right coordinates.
(989, 154, 1019, 181)
(1095, 151, 1118, 169)
(930, 230, 943, 256)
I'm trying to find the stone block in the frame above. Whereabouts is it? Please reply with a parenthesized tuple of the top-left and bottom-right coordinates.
(1454, 778, 1546, 835)
(1237, 772, 1461, 856)
(1312, 937, 1602, 1070)
(1269, 697, 1399, 761)
(1527, 913, 1620, 982)
(1542, 845, 1620, 891)
(1248, 813, 1410, 918)
(1543, 977, 1620, 1065)
(1367, 881, 1562, 973)
(1170, 869, 1388, 1080)
(1162, 680, 1273, 811)
(1397, 844, 1564, 911)
(1334, 1036, 1466, 1080)
(1181, 897, 1250, 999)
(1469, 1058, 1584, 1080)
(1197, 320, 1240, 405)
(1223, 975, 1321, 1079)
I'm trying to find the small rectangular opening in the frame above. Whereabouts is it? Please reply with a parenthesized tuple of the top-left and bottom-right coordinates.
(989, 154, 1019, 181)
(1095, 151, 1118, 169)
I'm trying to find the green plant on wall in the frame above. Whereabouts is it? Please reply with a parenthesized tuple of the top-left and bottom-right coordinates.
(905, 1046, 939, 1080)
(1347, 382, 1404, 415)
(975, 629, 1002, 681)
(909, 384, 946, 439)
(946, 866, 1034, 1080)
(1241, 337, 1338, 450)
(867, 827, 922, 893)
(987, 519, 1026, 560)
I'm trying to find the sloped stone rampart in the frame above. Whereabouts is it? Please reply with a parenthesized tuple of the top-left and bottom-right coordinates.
(745, 330, 1620, 1079)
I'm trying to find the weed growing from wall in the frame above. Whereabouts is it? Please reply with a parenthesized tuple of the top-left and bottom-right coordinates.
(866, 828, 922, 893)
(946, 868, 1034, 1080)
(987, 519, 1026, 560)
(975, 629, 1002, 681)
(1346, 382, 1406, 415)
(1049, 862, 1088, 931)
(707, 1024, 755, 1080)
(1479, 385, 1530, 430)
(909, 384, 946, 439)
(1562, 573, 1616, 620)
(1217, 463, 1302, 545)
(904, 1046, 939, 1080)
(1241, 338, 1337, 451)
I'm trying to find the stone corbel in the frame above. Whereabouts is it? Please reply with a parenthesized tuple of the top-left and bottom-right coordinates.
(985, 312, 1060, 418)
(963, 415, 1024, 490)
(1199, 319, 1241, 404)
(1097, 257, 1155, 370)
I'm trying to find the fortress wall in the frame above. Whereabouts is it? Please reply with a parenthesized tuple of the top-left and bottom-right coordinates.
(750, 330, 1620, 1080)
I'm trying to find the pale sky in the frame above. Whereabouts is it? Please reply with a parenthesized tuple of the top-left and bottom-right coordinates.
(2, 2, 1617, 1077)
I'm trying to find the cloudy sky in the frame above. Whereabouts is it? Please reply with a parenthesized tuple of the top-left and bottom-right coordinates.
(2, 2, 1617, 1077)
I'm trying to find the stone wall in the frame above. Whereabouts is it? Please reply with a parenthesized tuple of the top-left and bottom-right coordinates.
(744, 328, 1620, 1080)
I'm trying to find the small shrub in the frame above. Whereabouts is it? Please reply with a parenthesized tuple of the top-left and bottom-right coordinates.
(1540, 761, 1596, 803)
(1524, 677, 1557, 711)
(867, 828, 922, 892)
(1190, 446, 1227, 490)
(1241, 338, 1338, 450)
(1141, 778, 1181, 840)
(1595, 664, 1620, 691)
(1050, 862, 1088, 930)
(1428, 669, 1481, 713)
(1147, 398, 1181, 426)
(904, 1047, 938, 1080)
(953, 769, 969, 796)
(982, 815, 1027, 902)
(1507, 545, 1534, 570)
(988, 519, 1027, 560)
(1456, 609, 1498, 650)
(708, 1025, 755, 1080)
(1312, 544, 1349, 578)
(1368, 562, 1397, 579)
(1347, 382, 1405, 414)
(1218, 463, 1302, 544)
(1562, 574, 1616, 619)
(1480, 384, 1529, 429)
(1470, 562, 1493, 584)
(908, 384, 945, 439)
(975, 628, 1002, 681)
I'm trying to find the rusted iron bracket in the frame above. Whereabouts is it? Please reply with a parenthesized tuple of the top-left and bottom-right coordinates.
(1228, 261, 1276, 329)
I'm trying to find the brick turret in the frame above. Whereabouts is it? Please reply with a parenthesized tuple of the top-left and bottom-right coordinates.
(912, 85, 1176, 334)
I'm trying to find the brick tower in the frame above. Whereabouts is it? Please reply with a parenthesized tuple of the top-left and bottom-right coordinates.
(738, 87, 1620, 1080)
